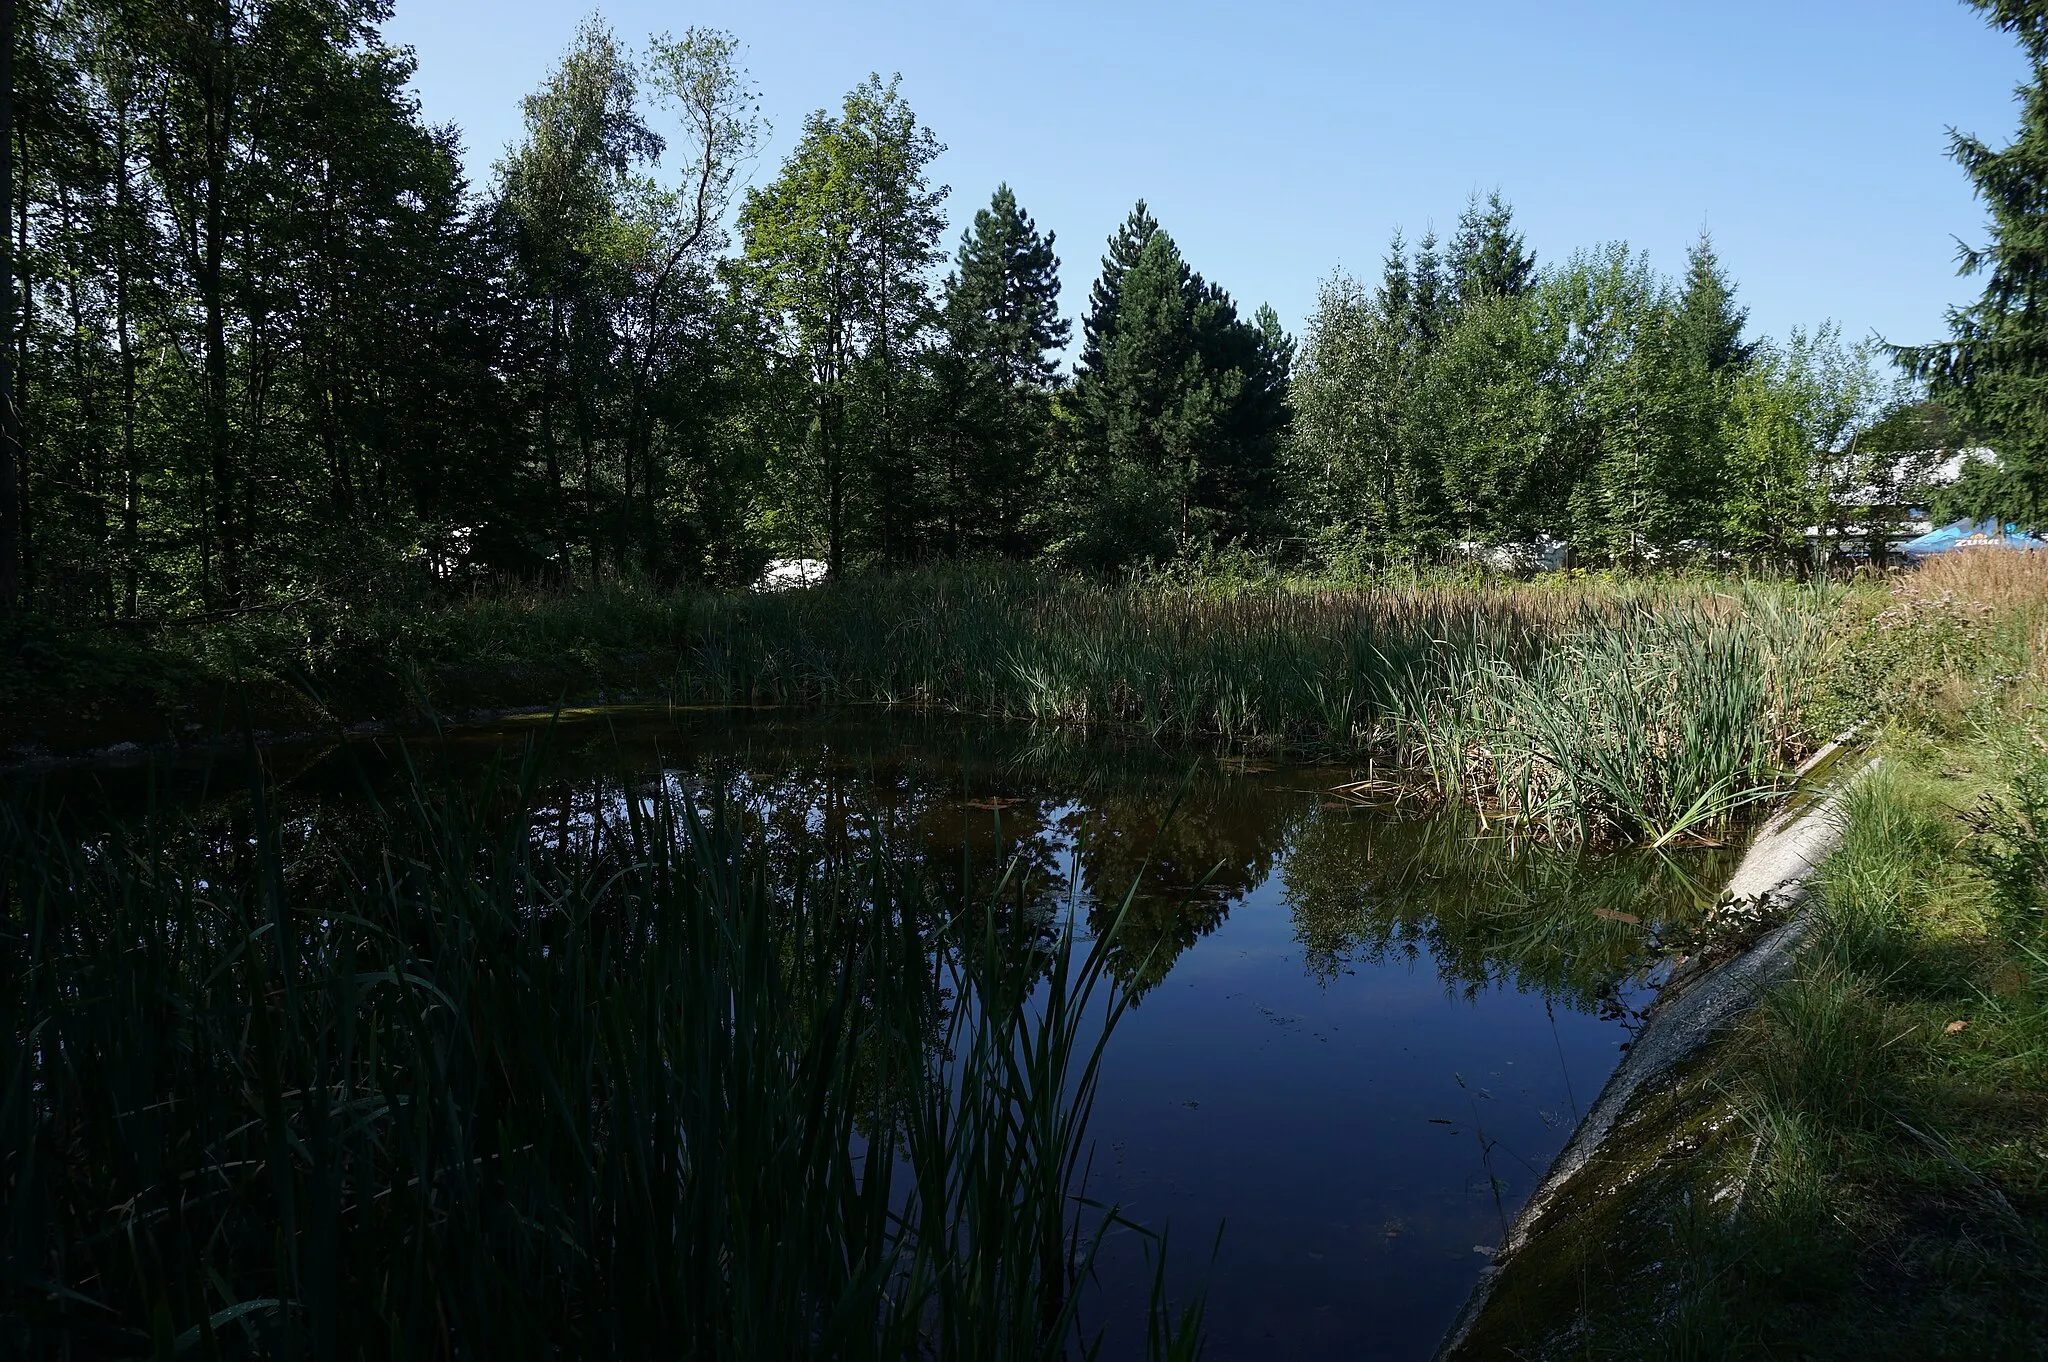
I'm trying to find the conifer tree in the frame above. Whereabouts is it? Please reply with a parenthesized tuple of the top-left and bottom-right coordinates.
(946, 185, 1066, 390)
(1077, 200, 1161, 381)
(1898, 0, 2048, 524)
(1409, 229, 1452, 351)
(1673, 232, 1756, 372)
(1449, 190, 1537, 304)
(1062, 231, 1198, 565)
(1377, 230, 1412, 331)
(937, 184, 1068, 553)
(1060, 210, 1289, 567)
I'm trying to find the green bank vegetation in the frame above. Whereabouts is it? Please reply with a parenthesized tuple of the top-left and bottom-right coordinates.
(5, 566, 1836, 846)
(1450, 548, 2048, 1359)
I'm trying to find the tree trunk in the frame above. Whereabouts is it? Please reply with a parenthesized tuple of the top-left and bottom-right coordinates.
(824, 387, 844, 580)
(200, 3, 239, 608)
(542, 293, 563, 580)
(58, 184, 109, 615)
(11, 113, 29, 604)
(0, 0, 18, 613)
(115, 82, 141, 618)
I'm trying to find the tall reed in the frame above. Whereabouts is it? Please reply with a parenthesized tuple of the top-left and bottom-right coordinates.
(314, 566, 1841, 842)
(0, 754, 1201, 1360)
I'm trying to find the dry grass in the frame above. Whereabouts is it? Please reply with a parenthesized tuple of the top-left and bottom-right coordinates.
(1900, 546, 2048, 620)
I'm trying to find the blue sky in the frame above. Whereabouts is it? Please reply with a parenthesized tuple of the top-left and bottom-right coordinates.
(385, 0, 2026, 358)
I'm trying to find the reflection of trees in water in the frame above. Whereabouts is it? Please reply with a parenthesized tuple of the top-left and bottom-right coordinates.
(609, 755, 1303, 1000)
(28, 711, 1727, 1017)
(1068, 793, 1296, 992)
(1281, 811, 1730, 1009)
(7, 753, 1185, 1357)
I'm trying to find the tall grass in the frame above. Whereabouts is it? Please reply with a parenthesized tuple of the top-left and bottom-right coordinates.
(1443, 559, 2048, 1360)
(316, 567, 1837, 844)
(1378, 594, 1825, 842)
(0, 754, 1203, 1360)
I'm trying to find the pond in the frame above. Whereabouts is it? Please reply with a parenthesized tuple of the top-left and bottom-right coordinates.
(11, 708, 1728, 1360)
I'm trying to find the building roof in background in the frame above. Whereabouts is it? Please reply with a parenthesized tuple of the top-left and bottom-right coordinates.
(1831, 447, 1995, 509)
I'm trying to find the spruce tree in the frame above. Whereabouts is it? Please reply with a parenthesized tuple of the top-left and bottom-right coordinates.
(1450, 190, 1537, 304)
(1409, 230, 1452, 351)
(938, 184, 1069, 553)
(1674, 232, 1756, 372)
(1898, 0, 2048, 525)
(1060, 211, 1290, 568)
(1377, 230, 1412, 330)
(1059, 229, 1196, 566)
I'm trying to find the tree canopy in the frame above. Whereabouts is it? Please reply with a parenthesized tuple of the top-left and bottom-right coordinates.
(1898, 0, 2048, 527)
(0, 1, 1998, 620)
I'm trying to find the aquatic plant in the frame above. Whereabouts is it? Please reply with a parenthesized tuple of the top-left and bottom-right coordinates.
(0, 756, 1203, 1360)
(631, 568, 1831, 841)
(21, 564, 1844, 843)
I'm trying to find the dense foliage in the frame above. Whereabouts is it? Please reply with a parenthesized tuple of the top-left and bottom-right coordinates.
(1901, 0, 2048, 526)
(1289, 212, 1922, 567)
(0, 3, 1287, 617)
(0, 0, 1968, 625)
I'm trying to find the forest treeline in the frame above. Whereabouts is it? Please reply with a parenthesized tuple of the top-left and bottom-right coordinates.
(0, 0, 2011, 623)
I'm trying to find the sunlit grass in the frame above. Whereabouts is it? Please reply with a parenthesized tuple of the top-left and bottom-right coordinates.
(318, 567, 1841, 844)
(1446, 551, 2048, 1360)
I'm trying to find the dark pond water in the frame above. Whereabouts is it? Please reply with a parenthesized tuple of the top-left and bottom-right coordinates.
(16, 708, 1729, 1360)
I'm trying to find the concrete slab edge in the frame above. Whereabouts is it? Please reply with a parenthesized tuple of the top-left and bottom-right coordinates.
(1433, 741, 1875, 1360)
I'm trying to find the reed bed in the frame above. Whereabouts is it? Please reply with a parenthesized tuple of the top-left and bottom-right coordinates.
(395, 568, 1832, 842)
(0, 759, 1202, 1360)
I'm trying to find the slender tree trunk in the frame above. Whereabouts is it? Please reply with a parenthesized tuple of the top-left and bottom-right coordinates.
(623, 339, 641, 577)
(58, 185, 109, 614)
(946, 390, 960, 556)
(12, 114, 31, 604)
(574, 365, 595, 585)
(824, 385, 843, 580)
(541, 293, 563, 580)
(115, 87, 141, 618)
(200, 5, 238, 608)
(0, 0, 18, 613)
(317, 176, 349, 528)
(875, 261, 898, 564)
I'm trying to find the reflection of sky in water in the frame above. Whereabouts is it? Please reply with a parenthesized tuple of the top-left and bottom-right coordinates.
(30, 709, 1725, 1361)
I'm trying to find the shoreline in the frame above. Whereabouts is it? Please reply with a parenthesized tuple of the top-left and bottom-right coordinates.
(1436, 737, 1870, 1358)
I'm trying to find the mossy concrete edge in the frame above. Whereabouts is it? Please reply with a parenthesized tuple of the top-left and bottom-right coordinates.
(1433, 736, 1874, 1359)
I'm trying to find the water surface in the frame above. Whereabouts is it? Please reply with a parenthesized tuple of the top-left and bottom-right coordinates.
(19, 708, 1724, 1359)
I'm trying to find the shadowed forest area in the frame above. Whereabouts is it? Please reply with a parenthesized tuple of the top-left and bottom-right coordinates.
(0, 0, 2017, 638)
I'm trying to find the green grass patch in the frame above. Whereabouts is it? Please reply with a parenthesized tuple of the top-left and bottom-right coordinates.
(1449, 552, 2048, 1359)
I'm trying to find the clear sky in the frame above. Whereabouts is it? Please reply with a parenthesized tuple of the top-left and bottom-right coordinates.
(384, 0, 2027, 359)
